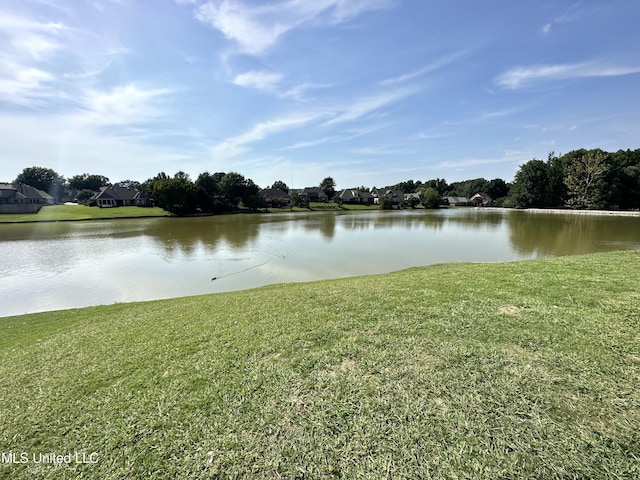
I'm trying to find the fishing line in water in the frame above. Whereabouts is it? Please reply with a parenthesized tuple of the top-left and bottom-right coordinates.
(211, 259, 271, 281)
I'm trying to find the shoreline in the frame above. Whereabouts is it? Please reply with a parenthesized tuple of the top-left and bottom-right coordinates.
(524, 208, 640, 217)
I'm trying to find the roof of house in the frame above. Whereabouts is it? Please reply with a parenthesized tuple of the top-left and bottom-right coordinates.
(259, 188, 290, 198)
(94, 185, 141, 201)
(300, 187, 328, 198)
(0, 182, 53, 201)
(337, 189, 374, 200)
(446, 196, 469, 204)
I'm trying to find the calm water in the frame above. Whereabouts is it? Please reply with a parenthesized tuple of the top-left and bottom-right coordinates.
(1, 209, 639, 317)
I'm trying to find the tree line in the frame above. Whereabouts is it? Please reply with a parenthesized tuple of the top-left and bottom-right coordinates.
(11, 147, 640, 215)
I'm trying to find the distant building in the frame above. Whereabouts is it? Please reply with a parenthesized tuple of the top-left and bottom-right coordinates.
(470, 193, 493, 207)
(336, 189, 374, 204)
(371, 187, 404, 206)
(92, 186, 152, 207)
(298, 187, 328, 203)
(258, 188, 290, 207)
(445, 196, 470, 207)
(0, 183, 55, 214)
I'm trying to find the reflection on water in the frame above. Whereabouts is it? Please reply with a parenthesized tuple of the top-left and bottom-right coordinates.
(1, 209, 638, 317)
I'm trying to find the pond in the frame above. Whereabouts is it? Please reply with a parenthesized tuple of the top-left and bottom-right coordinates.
(1, 208, 639, 317)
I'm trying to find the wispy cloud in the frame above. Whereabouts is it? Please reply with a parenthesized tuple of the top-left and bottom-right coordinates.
(211, 112, 325, 158)
(496, 62, 640, 89)
(232, 70, 284, 91)
(380, 48, 470, 86)
(79, 84, 174, 126)
(0, 11, 67, 105)
(192, 0, 394, 55)
(324, 87, 418, 125)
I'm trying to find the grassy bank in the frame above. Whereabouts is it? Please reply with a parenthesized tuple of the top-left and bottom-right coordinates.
(0, 205, 168, 223)
(1, 251, 638, 478)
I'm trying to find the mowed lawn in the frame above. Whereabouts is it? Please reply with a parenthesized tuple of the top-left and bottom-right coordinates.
(0, 204, 168, 223)
(0, 251, 638, 479)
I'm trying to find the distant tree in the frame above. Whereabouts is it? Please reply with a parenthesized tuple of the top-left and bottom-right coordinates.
(605, 148, 640, 210)
(195, 171, 223, 212)
(486, 178, 510, 200)
(151, 174, 198, 215)
(270, 180, 289, 193)
(290, 193, 307, 208)
(76, 189, 95, 204)
(69, 173, 111, 192)
(564, 150, 610, 209)
(14, 166, 66, 201)
(424, 178, 448, 195)
(546, 152, 567, 208)
(379, 196, 394, 210)
(219, 172, 260, 207)
(446, 178, 489, 198)
(406, 195, 420, 208)
(116, 179, 142, 190)
(319, 177, 336, 200)
(392, 180, 418, 193)
(242, 194, 265, 211)
(421, 187, 440, 209)
(511, 159, 550, 208)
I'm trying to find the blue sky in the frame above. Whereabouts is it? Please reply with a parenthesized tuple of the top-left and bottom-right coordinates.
(1, 0, 639, 189)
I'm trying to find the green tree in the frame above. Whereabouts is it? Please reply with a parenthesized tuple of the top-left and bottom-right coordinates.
(406, 196, 420, 208)
(219, 172, 260, 207)
(195, 171, 223, 213)
(69, 173, 111, 192)
(564, 150, 610, 209)
(270, 180, 289, 193)
(424, 178, 448, 195)
(319, 177, 336, 200)
(421, 187, 440, 209)
(150, 173, 198, 215)
(379, 196, 394, 210)
(290, 193, 307, 208)
(511, 160, 550, 208)
(486, 178, 509, 200)
(605, 149, 640, 210)
(14, 166, 66, 201)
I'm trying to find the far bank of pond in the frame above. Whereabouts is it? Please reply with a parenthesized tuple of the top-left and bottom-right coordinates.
(1, 208, 639, 317)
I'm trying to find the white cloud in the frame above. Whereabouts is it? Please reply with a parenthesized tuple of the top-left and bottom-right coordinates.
(0, 62, 55, 105)
(211, 112, 325, 158)
(193, 0, 393, 55)
(541, 23, 552, 34)
(380, 49, 470, 86)
(233, 70, 283, 91)
(496, 62, 640, 89)
(79, 84, 174, 126)
(324, 88, 417, 125)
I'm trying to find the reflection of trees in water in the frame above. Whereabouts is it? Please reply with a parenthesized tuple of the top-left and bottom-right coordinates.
(445, 209, 504, 230)
(145, 216, 262, 258)
(507, 211, 640, 256)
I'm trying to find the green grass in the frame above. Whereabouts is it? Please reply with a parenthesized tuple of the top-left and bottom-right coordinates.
(0, 205, 169, 223)
(1, 251, 639, 479)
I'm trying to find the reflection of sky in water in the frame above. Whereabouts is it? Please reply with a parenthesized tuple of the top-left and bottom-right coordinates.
(1, 210, 639, 317)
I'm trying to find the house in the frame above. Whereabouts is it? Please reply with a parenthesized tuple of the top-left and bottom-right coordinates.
(0, 182, 54, 214)
(336, 189, 374, 204)
(258, 188, 290, 207)
(371, 187, 404, 206)
(470, 193, 493, 207)
(446, 196, 470, 206)
(92, 185, 151, 207)
(299, 187, 328, 203)
(404, 192, 421, 202)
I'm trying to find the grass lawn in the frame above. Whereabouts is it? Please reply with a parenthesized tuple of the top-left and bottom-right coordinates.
(1, 251, 638, 478)
(0, 204, 169, 223)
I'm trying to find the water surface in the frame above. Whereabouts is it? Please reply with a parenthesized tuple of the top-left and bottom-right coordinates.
(1, 209, 638, 317)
